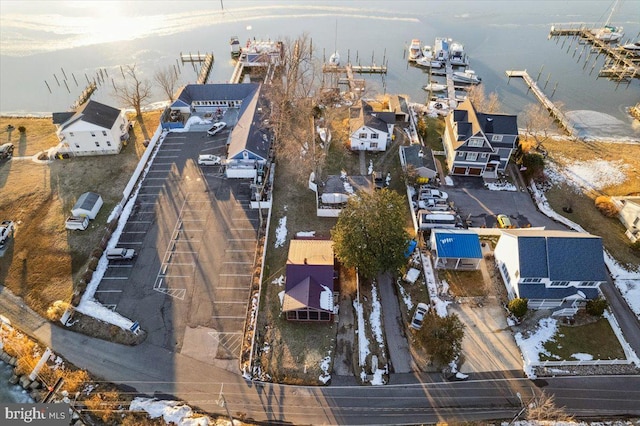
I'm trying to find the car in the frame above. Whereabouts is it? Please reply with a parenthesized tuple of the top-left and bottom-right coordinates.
(0, 143, 14, 160)
(410, 302, 429, 330)
(206, 122, 226, 136)
(106, 248, 136, 260)
(496, 214, 512, 228)
(0, 220, 15, 248)
(197, 154, 222, 166)
(419, 188, 448, 201)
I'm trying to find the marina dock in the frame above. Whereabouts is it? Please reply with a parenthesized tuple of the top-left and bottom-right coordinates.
(180, 52, 215, 84)
(505, 70, 577, 138)
(70, 82, 97, 110)
(548, 26, 639, 81)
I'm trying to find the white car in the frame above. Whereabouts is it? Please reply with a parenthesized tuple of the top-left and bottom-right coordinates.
(410, 302, 429, 330)
(419, 189, 448, 201)
(197, 154, 222, 166)
(207, 122, 226, 136)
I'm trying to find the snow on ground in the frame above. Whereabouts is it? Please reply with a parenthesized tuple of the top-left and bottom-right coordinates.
(274, 215, 287, 248)
(604, 309, 640, 365)
(513, 317, 558, 379)
(571, 352, 593, 361)
(319, 354, 331, 384)
(546, 158, 629, 192)
(485, 181, 518, 192)
(420, 252, 450, 317)
(271, 275, 284, 286)
(444, 176, 454, 186)
(278, 291, 285, 307)
(353, 299, 370, 367)
(397, 282, 413, 310)
(353, 283, 387, 385)
(130, 397, 223, 426)
(296, 231, 315, 238)
(565, 110, 640, 142)
(370, 283, 384, 348)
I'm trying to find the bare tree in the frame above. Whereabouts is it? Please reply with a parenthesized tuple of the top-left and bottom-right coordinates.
(521, 102, 561, 153)
(154, 66, 179, 102)
(467, 85, 501, 113)
(526, 391, 575, 422)
(112, 64, 152, 118)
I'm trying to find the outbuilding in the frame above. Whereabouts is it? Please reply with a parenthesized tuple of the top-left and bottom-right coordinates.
(71, 192, 103, 220)
(430, 229, 482, 270)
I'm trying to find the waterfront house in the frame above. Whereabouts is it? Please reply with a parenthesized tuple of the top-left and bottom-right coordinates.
(430, 229, 482, 270)
(400, 144, 438, 181)
(282, 239, 336, 321)
(613, 196, 640, 243)
(53, 100, 129, 156)
(494, 229, 608, 316)
(349, 100, 395, 151)
(442, 98, 518, 178)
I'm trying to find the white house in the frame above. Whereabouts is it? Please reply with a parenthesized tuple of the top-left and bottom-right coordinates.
(349, 100, 395, 151)
(53, 100, 129, 156)
(614, 196, 640, 243)
(494, 229, 608, 316)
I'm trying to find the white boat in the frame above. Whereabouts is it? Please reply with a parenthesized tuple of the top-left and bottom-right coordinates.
(621, 41, 640, 55)
(434, 37, 450, 63)
(449, 41, 469, 67)
(422, 82, 447, 92)
(591, 0, 624, 43)
(452, 70, 481, 85)
(316, 126, 332, 144)
(408, 39, 423, 61)
(328, 51, 340, 66)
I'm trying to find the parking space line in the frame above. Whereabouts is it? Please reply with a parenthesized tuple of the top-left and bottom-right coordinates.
(229, 228, 255, 231)
(225, 249, 254, 252)
(101, 277, 129, 280)
(211, 315, 245, 319)
(155, 155, 179, 158)
(216, 287, 252, 290)
(95, 290, 123, 293)
(223, 261, 253, 264)
(162, 149, 183, 152)
(219, 273, 252, 277)
(108, 264, 133, 268)
(227, 239, 256, 242)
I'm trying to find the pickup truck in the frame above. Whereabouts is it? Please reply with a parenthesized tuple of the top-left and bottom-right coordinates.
(0, 220, 14, 248)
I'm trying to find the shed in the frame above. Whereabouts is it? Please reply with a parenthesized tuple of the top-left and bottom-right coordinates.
(430, 229, 482, 270)
(71, 192, 103, 220)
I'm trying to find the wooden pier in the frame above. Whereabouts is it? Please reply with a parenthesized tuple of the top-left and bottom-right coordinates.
(506, 70, 577, 138)
(444, 62, 456, 109)
(549, 26, 639, 81)
(70, 82, 97, 110)
(196, 53, 214, 84)
(322, 63, 387, 74)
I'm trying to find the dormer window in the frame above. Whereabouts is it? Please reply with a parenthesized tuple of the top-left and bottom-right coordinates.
(468, 139, 483, 147)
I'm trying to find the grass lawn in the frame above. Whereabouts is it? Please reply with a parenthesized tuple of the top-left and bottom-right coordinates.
(0, 111, 160, 316)
(437, 269, 486, 297)
(541, 317, 626, 361)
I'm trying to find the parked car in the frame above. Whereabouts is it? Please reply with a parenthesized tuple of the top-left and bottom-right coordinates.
(65, 216, 89, 231)
(0, 220, 14, 248)
(106, 248, 136, 260)
(197, 154, 222, 166)
(410, 302, 429, 330)
(0, 143, 14, 160)
(418, 197, 450, 211)
(419, 188, 448, 201)
(496, 214, 512, 228)
(207, 122, 226, 136)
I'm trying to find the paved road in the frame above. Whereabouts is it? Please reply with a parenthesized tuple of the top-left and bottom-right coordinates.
(377, 272, 416, 373)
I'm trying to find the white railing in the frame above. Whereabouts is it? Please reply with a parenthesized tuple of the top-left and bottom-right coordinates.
(532, 359, 632, 367)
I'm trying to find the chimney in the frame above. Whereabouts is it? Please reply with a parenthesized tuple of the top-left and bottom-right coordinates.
(304, 258, 308, 264)
(485, 117, 493, 133)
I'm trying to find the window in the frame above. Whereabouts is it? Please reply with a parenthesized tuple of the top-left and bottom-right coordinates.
(371, 133, 379, 139)
(466, 152, 478, 161)
(550, 281, 569, 287)
(320, 312, 330, 321)
(287, 312, 296, 320)
(457, 152, 464, 157)
(523, 278, 542, 283)
(481, 153, 488, 158)
(102, 131, 107, 136)
(468, 139, 483, 147)
(309, 311, 319, 320)
(75, 143, 80, 148)
(634, 217, 640, 227)
(370, 142, 378, 148)
(298, 311, 308, 320)
(580, 281, 597, 287)
(95, 141, 100, 147)
(106, 141, 112, 147)
(359, 133, 367, 139)
(90, 132, 96, 137)
(492, 134, 503, 142)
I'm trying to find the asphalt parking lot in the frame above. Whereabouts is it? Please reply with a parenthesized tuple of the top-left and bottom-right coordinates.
(95, 127, 259, 364)
(445, 176, 567, 230)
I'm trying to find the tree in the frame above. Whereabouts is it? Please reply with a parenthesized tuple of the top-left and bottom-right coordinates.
(112, 64, 152, 118)
(331, 189, 410, 280)
(154, 66, 179, 102)
(521, 102, 559, 153)
(422, 313, 465, 366)
(466, 85, 501, 113)
(595, 196, 619, 218)
(520, 152, 545, 181)
(508, 298, 528, 319)
(585, 297, 608, 317)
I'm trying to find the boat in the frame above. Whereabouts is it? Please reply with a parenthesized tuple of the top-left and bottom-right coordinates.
(408, 39, 423, 61)
(591, 0, 624, 43)
(621, 41, 640, 55)
(415, 45, 444, 68)
(452, 70, 481, 84)
(422, 82, 447, 92)
(448, 41, 468, 67)
(317, 126, 332, 144)
(328, 51, 340, 66)
(434, 37, 450, 63)
(230, 36, 241, 58)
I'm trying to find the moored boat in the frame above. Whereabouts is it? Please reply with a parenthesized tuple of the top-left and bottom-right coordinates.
(592, 25, 624, 42)
(621, 41, 640, 55)
(408, 39, 423, 61)
(452, 70, 481, 84)
(328, 51, 340, 66)
(449, 41, 469, 66)
(422, 82, 447, 92)
(230, 36, 241, 58)
(434, 37, 450, 63)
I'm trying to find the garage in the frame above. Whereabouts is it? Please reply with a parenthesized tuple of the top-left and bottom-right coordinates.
(467, 167, 483, 176)
(452, 166, 467, 175)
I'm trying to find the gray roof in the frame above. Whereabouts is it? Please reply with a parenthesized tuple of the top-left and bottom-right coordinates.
(402, 145, 437, 173)
(518, 283, 599, 300)
(175, 83, 260, 105)
(73, 192, 101, 211)
(323, 175, 373, 195)
(59, 100, 121, 131)
(227, 85, 271, 160)
(517, 234, 608, 281)
(52, 112, 75, 125)
(476, 113, 518, 135)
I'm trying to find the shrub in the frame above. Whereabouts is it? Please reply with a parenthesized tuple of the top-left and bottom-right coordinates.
(585, 297, 608, 317)
(629, 240, 640, 252)
(520, 153, 545, 181)
(595, 196, 619, 218)
(508, 298, 528, 318)
(46, 300, 71, 322)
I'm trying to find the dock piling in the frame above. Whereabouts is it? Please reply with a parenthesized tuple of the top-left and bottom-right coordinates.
(44, 80, 51, 94)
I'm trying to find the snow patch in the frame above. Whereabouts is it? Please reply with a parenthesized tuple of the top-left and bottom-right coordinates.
(319, 355, 331, 384)
(571, 352, 593, 361)
(271, 275, 284, 286)
(514, 317, 558, 379)
(274, 215, 287, 248)
(397, 283, 413, 310)
(129, 397, 214, 426)
(485, 181, 517, 192)
(296, 231, 316, 238)
(444, 176, 454, 186)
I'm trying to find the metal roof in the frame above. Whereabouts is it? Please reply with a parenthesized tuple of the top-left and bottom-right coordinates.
(60, 100, 121, 131)
(72, 192, 101, 212)
(431, 230, 482, 259)
(518, 283, 599, 300)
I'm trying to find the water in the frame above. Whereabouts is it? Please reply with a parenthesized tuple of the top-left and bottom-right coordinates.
(0, 360, 34, 403)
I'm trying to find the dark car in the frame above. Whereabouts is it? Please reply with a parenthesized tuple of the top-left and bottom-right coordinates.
(0, 143, 14, 160)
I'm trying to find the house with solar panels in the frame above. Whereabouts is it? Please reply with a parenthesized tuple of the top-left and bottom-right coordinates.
(53, 100, 129, 156)
(282, 239, 336, 322)
(430, 229, 483, 270)
(494, 229, 608, 316)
